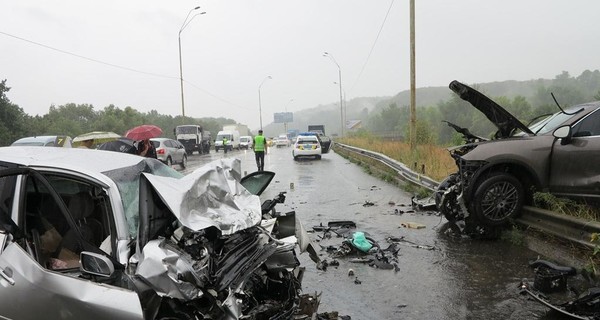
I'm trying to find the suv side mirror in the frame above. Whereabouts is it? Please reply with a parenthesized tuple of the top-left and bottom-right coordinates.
(553, 125, 572, 145)
(80, 251, 115, 277)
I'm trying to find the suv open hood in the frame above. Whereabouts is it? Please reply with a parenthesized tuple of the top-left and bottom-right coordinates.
(449, 80, 533, 138)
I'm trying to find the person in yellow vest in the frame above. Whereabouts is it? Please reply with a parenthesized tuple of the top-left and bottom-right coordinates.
(222, 137, 229, 154)
(253, 130, 267, 171)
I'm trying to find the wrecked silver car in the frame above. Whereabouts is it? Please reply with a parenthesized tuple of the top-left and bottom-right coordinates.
(0, 147, 318, 319)
(436, 80, 600, 230)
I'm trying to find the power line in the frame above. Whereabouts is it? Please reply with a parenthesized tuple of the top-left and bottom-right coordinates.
(349, 0, 396, 93)
(0, 30, 246, 111)
(0, 30, 177, 80)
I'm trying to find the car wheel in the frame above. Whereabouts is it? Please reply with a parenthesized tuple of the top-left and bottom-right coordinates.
(471, 172, 524, 226)
(180, 155, 187, 169)
(293, 156, 298, 161)
(166, 157, 172, 167)
(316, 155, 321, 160)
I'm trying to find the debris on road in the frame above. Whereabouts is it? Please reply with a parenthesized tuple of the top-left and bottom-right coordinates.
(411, 195, 436, 211)
(386, 236, 436, 251)
(400, 222, 426, 229)
(363, 200, 376, 207)
(519, 258, 600, 319)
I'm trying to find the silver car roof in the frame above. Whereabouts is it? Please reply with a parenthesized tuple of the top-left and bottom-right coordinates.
(0, 146, 146, 175)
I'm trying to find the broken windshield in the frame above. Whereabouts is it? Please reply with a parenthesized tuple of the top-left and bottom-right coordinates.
(102, 159, 183, 237)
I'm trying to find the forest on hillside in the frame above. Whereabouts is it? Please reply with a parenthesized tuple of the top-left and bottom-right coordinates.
(1, 70, 599, 147)
(362, 70, 600, 144)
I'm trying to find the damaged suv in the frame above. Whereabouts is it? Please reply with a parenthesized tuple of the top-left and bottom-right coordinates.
(0, 147, 318, 319)
(436, 80, 600, 229)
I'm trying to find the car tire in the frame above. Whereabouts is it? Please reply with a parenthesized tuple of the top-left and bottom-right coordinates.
(471, 172, 524, 226)
(180, 155, 187, 169)
(293, 156, 298, 161)
(166, 157, 172, 167)
(316, 155, 321, 160)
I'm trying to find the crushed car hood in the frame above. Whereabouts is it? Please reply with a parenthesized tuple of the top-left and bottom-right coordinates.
(449, 80, 533, 138)
(143, 158, 261, 235)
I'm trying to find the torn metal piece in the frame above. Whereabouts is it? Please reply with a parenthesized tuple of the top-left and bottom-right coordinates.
(411, 195, 436, 211)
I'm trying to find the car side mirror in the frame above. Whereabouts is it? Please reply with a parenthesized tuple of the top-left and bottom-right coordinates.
(553, 125, 572, 145)
(80, 251, 115, 277)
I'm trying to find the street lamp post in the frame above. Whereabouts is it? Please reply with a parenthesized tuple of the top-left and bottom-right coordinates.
(258, 76, 272, 130)
(323, 52, 344, 137)
(178, 7, 205, 122)
(334, 82, 347, 131)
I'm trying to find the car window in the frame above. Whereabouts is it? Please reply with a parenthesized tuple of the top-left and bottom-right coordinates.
(297, 138, 317, 144)
(151, 141, 160, 148)
(0, 167, 16, 232)
(23, 173, 112, 270)
(572, 108, 600, 137)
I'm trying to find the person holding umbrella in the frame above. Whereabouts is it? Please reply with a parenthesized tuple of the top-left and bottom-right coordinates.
(78, 139, 94, 149)
(137, 139, 157, 158)
(124, 125, 162, 159)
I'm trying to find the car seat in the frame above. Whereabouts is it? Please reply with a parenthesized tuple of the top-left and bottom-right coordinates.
(60, 192, 103, 253)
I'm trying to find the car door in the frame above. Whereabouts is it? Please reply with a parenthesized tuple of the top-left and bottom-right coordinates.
(173, 140, 185, 163)
(549, 108, 600, 199)
(0, 167, 144, 320)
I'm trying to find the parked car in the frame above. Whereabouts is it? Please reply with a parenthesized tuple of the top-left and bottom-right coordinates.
(0, 147, 317, 319)
(150, 137, 187, 169)
(11, 135, 72, 147)
(239, 135, 253, 149)
(436, 80, 600, 230)
(275, 134, 290, 147)
(292, 134, 322, 160)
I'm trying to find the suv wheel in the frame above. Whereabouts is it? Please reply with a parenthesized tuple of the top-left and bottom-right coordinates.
(166, 157, 172, 167)
(471, 172, 524, 226)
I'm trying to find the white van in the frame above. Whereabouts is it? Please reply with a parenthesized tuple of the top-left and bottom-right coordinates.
(239, 136, 253, 149)
(214, 130, 240, 152)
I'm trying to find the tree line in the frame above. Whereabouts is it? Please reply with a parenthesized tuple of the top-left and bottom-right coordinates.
(3, 69, 600, 148)
(0, 79, 238, 147)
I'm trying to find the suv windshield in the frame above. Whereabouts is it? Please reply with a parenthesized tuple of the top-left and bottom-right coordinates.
(527, 109, 581, 135)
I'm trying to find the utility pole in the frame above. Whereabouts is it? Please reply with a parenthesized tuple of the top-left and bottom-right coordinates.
(409, 0, 417, 151)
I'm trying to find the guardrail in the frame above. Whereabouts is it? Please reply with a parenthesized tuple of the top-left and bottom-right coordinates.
(334, 142, 600, 250)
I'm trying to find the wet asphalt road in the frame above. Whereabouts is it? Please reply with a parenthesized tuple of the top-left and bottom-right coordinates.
(179, 146, 568, 320)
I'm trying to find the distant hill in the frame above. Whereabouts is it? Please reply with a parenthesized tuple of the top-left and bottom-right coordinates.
(263, 71, 600, 137)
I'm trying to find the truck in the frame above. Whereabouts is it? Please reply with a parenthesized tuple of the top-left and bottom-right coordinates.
(223, 124, 250, 137)
(307, 125, 331, 153)
(175, 125, 211, 155)
(307, 125, 325, 135)
(214, 130, 240, 152)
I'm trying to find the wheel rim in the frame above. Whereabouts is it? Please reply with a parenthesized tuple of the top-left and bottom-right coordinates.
(480, 181, 519, 222)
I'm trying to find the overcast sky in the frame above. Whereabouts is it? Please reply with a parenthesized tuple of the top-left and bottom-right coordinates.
(2, 1, 599, 130)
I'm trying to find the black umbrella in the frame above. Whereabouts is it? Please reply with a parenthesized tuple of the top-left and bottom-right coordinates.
(97, 137, 138, 154)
